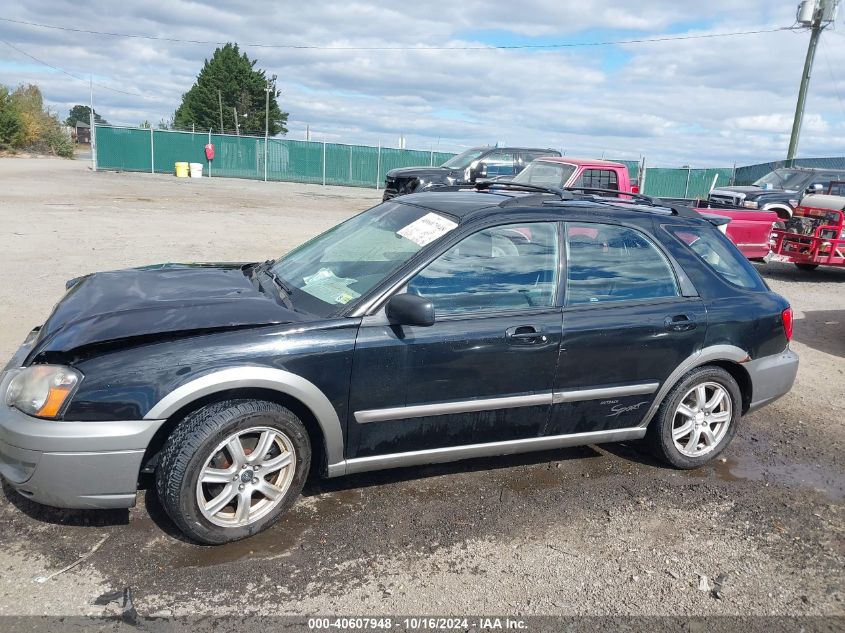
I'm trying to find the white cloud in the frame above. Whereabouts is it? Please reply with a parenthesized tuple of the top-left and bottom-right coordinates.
(728, 113, 829, 134)
(0, 0, 843, 165)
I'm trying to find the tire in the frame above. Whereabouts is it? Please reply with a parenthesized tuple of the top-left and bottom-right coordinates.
(795, 263, 819, 272)
(646, 366, 741, 469)
(156, 399, 311, 544)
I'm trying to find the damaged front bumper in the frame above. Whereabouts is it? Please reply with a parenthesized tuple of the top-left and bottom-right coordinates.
(0, 338, 166, 509)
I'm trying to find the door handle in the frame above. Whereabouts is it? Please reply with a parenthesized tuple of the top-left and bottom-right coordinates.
(664, 314, 697, 332)
(506, 326, 548, 344)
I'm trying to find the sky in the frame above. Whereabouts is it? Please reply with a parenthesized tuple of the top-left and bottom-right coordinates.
(1, 1, 844, 166)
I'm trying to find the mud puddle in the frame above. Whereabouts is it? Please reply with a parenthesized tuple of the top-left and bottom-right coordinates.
(167, 489, 363, 569)
(688, 455, 844, 501)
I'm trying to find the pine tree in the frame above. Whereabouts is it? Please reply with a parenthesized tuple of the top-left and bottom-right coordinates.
(64, 105, 107, 127)
(173, 43, 288, 136)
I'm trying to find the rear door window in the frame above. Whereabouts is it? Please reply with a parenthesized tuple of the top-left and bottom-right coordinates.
(668, 226, 764, 290)
(565, 223, 679, 305)
(482, 151, 516, 177)
(520, 151, 556, 164)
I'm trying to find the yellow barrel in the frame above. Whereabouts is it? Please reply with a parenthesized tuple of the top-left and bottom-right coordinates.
(175, 162, 189, 178)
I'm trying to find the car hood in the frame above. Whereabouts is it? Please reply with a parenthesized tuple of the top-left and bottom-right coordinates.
(386, 166, 456, 180)
(713, 186, 766, 194)
(28, 263, 306, 359)
(713, 186, 796, 197)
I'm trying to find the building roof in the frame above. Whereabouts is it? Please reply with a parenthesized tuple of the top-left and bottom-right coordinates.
(75, 120, 91, 128)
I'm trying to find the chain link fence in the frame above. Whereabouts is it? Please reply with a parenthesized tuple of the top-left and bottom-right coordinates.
(95, 126, 453, 188)
(94, 125, 845, 199)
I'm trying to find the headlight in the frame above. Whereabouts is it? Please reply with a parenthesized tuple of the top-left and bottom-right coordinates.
(5, 365, 82, 419)
(743, 200, 759, 209)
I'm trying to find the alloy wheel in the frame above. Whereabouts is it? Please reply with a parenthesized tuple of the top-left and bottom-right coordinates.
(195, 426, 296, 528)
(671, 382, 732, 457)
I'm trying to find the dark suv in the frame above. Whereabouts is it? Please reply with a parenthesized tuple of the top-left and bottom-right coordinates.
(0, 185, 798, 544)
(382, 146, 560, 201)
(709, 167, 845, 222)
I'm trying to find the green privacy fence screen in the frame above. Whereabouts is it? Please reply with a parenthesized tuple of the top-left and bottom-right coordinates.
(94, 125, 845, 199)
(641, 167, 736, 199)
(96, 126, 454, 188)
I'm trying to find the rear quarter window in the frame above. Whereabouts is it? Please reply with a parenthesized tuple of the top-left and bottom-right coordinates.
(668, 226, 764, 290)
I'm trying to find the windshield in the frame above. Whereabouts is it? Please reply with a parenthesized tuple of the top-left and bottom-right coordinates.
(441, 148, 488, 170)
(512, 161, 577, 187)
(754, 169, 808, 191)
(271, 202, 458, 315)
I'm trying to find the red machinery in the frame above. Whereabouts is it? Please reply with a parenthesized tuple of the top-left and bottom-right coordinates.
(769, 194, 845, 270)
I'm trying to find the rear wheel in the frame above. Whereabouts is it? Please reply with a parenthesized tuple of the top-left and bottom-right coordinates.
(795, 263, 819, 272)
(646, 366, 741, 469)
(156, 399, 310, 544)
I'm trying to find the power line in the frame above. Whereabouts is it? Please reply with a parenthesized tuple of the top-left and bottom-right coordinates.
(820, 36, 845, 118)
(0, 16, 796, 50)
(1, 38, 85, 81)
(0, 39, 148, 98)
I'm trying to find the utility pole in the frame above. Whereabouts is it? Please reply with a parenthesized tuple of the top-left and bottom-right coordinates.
(89, 76, 96, 172)
(787, 0, 839, 163)
(233, 107, 240, 135)
(264, 74, 276, 182)
(218, 89, 224, 134)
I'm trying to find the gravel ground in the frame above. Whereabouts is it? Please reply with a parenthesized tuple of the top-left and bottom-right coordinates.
(0, 158, 842, 621)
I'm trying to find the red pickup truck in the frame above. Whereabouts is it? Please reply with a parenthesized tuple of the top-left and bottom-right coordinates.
(510, 157, 776, 260)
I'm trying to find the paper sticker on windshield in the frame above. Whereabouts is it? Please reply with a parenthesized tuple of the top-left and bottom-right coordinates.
(397, 213, 458, 247)
(302, 268, 361, 305)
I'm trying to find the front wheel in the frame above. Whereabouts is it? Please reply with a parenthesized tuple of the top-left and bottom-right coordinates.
(156, 399, 311, 544)
(646, 366, 741, 469)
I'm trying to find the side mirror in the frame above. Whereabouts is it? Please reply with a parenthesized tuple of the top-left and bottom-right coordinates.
(386, 293, 435, 327)
(471, 162, 488, 181)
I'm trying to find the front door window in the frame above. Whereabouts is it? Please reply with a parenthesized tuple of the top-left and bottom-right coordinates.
(409, 222, 559, 313)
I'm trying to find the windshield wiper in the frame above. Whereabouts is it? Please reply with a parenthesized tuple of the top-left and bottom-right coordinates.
(253, 258, 275, 273)
(265, 268, 295, 297)
(251, 260, 295, 308)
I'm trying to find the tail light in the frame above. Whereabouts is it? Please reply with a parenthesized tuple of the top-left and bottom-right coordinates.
(782, 307, 793, 341)
(631, 185, 640, 194)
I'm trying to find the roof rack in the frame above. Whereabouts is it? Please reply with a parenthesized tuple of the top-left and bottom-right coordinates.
(560, 186, 659, 205)
(432, 181, 574, 200)
(427, 181, 702, 219)
(475, 180, 573, 199)
(558, 186, 701, 219)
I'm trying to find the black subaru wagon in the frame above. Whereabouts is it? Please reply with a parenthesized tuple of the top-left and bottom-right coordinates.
(0, 186, 798, 544)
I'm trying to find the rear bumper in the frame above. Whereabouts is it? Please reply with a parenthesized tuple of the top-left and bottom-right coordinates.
(0, 368, 165, 509)
(745, 348, 799, 413)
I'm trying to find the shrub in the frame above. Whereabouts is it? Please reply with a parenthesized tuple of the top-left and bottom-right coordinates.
(0, 86, 22, 150)
(0, 83, 76, 158)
